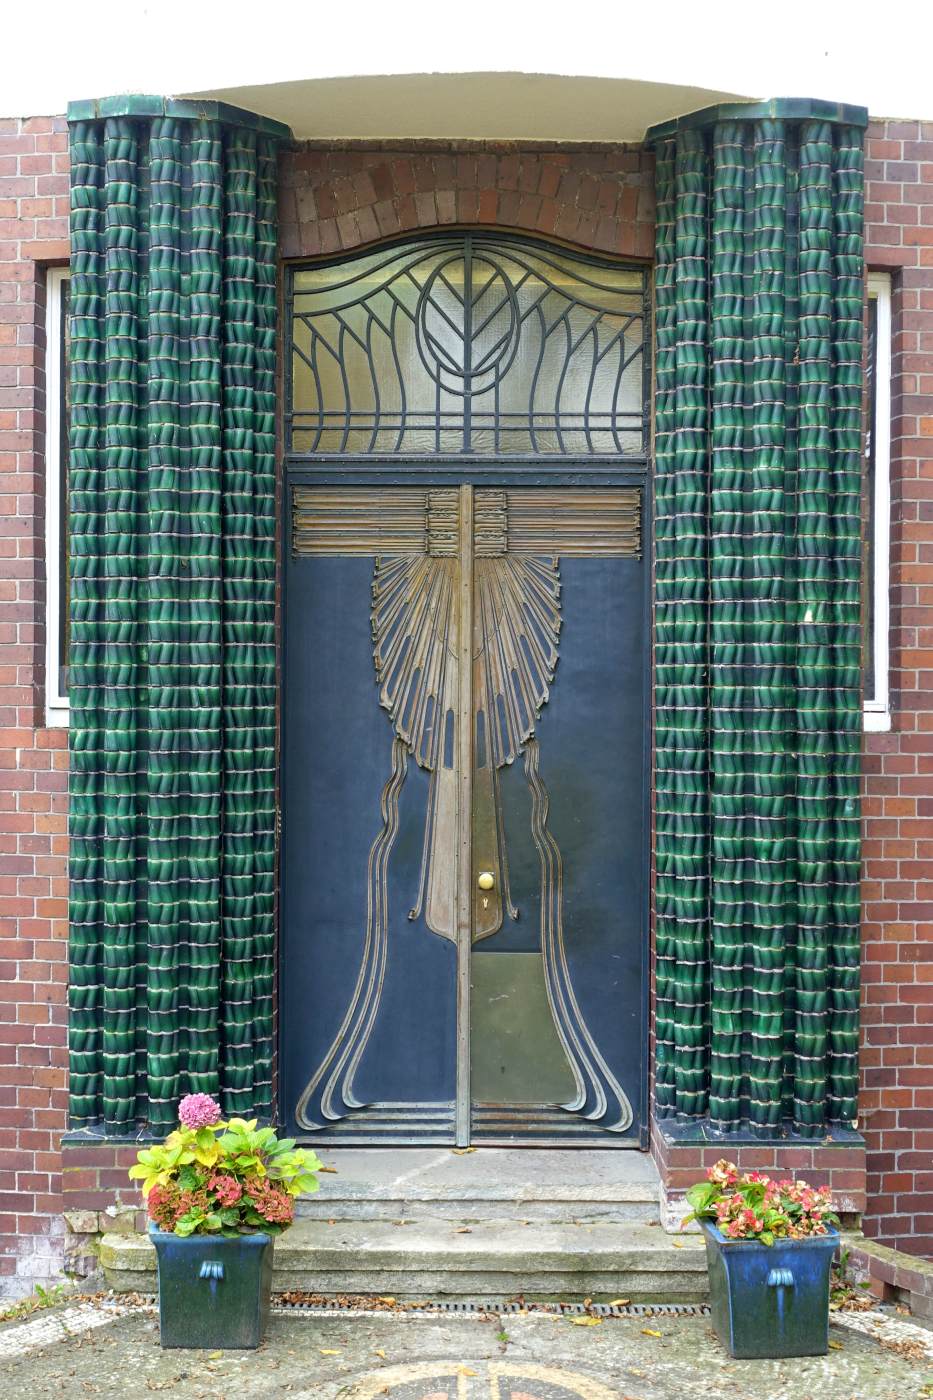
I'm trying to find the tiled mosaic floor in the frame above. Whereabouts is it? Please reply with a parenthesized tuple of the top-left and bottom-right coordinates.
(338, 1359, 618, 1398)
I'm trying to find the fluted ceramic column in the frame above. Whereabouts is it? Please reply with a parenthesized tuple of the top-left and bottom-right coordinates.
(67, 97, 290, 1132)
(649, 99, 866, 1136)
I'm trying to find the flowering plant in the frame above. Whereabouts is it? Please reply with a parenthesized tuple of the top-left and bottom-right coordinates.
(681, 1159, 839, 1247)
(128, 1094, 323, 1238)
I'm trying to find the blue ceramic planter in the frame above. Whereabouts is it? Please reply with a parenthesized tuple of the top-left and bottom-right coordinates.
(700, 1221, 838, 1359)
(149, 1225, 274, 1349)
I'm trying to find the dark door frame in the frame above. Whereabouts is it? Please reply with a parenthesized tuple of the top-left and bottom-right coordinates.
(276, 232, 653, 1148)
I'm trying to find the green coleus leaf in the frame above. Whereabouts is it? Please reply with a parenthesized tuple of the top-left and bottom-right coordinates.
(174, 1210, 205, 1238)
(684, 1182, 719, 1214)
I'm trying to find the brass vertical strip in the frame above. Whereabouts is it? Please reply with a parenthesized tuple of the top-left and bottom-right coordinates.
(455, 484, 474, 1145)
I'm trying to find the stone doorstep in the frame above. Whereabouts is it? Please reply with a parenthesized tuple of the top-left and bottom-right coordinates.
(99, 1219, 708, 1303)
(295, 1146, 662, 1221)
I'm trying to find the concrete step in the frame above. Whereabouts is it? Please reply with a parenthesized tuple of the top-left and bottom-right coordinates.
(295, 1147, 661, 1222)
(100, 1219, 708, 1304)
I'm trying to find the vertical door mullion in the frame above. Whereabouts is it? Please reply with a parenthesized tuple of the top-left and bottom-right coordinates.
(455, 483, 474, 1144)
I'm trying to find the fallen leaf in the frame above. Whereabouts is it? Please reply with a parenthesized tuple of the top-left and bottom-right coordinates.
(458, 1367, 478, 1376)
(452, 1146, 476, 1155)
(319, 1349, 341, 1356)
(378, 1297, 396, 1305)
(828, 1340, 843, 1351)
(455, 1227, 472, 1234)
(208, 1351, 223, 1360)
(609, 1298, 631, 1307)
(641, 1327, 662, 1338)
(318, 1166, 338, 1174)
(570, 1316, 602, 1327)
(673, 1241, 685, 1248)
(373, 1349, 386, 1359)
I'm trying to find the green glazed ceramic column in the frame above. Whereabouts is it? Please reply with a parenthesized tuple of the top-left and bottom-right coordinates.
(708, 119, 747, 1127)
(648, 99, 866, 1138)
(66, 97, 290, 1133)
(654, 130, 712, 1120)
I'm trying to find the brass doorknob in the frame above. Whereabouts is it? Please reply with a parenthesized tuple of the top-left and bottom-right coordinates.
(477, 871, 495, 891)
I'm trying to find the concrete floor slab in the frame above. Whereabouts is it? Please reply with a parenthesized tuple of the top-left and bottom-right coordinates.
(0, 1300, 929, 1400)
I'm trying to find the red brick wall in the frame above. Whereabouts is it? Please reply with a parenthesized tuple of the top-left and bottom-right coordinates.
(860, 117, 933, 1258)
(0, 113, 70, 1295)
(652, 1133, 868, 1228)
(651, 118, 933, 1260)
(0, 118, 930, 1297)
(277, 142, 656, 259)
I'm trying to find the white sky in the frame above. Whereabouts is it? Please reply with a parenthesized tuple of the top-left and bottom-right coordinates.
(9, 0, 933, 121)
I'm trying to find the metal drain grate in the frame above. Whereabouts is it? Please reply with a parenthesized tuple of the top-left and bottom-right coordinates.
(273, 1297, 710, 1318)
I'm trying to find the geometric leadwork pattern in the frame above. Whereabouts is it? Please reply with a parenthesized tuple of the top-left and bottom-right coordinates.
(68, 111, 281, 1131)
(652, 116, 865, 1136)
(288, 235, 649, 456)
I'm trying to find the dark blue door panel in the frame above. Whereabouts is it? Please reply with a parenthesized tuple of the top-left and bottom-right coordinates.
(281, 488, 648, 1145)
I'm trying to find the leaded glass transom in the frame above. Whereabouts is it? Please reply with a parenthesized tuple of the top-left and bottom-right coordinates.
(287, 234, 649, 456)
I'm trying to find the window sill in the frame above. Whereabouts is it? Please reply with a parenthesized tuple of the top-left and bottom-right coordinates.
(45, 701, 69, 730)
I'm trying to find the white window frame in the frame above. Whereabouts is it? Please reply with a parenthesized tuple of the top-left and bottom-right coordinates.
(864, 272, 892, 734)
(45, 267, 69, 727)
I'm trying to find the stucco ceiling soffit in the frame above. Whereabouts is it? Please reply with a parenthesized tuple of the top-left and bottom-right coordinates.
(180, 73, 753, 145)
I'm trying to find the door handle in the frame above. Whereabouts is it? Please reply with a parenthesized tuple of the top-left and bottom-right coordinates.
(477, 871, 495, 891)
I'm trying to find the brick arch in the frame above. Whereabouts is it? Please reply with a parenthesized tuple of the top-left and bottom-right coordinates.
(278, 144, 656, 262)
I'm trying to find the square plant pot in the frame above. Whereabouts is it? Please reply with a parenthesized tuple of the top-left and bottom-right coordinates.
(700, 1221, 838, 1359)
(150, 1226, 274, 1349)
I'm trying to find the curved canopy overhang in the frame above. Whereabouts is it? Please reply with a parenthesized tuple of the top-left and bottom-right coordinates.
(179, 72, 754, 144)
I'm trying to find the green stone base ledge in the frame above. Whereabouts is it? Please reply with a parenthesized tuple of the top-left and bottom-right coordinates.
(651, 1117, 867, 1233)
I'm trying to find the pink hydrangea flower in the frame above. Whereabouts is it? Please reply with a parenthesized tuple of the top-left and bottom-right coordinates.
(178, 1093, 221, 1129)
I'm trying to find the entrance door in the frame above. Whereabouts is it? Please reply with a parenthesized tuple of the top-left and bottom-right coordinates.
(282, 481, 648, 1144)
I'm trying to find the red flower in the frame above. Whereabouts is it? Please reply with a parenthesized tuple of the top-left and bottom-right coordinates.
(246, 1178, 295, 1226)
(208, 1173, 243, 1207)
(147, 1183, 184, 1231)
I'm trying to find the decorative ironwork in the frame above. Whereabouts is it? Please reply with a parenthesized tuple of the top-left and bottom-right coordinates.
(288, 235, 649, 456)
(293, 486, 641, 1137)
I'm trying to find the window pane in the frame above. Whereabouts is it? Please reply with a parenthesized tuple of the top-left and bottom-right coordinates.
(59, 278, 70, 694)
(289, 236, 648, 456)
(863, 294, 877, 705)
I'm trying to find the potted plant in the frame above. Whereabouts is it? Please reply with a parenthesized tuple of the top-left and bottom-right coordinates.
(129, 1094, 322, 1349)
(682, 1159, 840, 1359)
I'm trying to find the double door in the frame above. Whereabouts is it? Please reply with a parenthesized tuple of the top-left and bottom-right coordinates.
(281, 480, 647, 1144)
